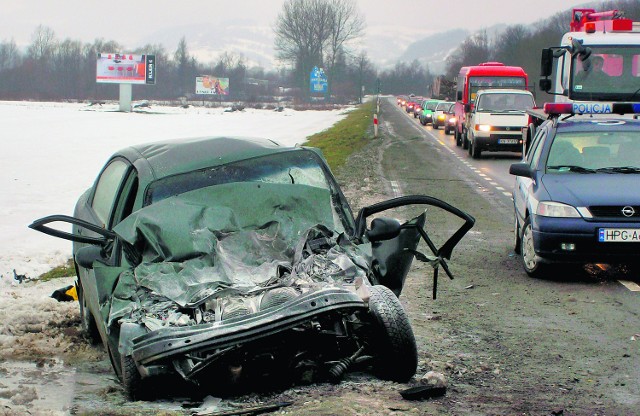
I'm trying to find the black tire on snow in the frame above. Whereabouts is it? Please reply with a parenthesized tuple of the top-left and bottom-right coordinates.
(367, 285, 418, 382)
(77, 278, 101, 344)
(122, 354, 143, 401)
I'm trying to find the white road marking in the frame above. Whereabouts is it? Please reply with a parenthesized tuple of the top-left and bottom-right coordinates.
(390, 180, 402, 197)
(619, 280, 640, 292)
(503, 192, 512, 197)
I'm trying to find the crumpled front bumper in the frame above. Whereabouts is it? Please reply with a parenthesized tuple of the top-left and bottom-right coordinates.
(131, 287, 367, 366)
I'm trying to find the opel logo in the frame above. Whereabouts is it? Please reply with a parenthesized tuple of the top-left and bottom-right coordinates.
(622, 206, 635, 217)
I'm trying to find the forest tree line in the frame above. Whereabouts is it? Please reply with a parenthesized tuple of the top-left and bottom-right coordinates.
(0, 0, 637, 103)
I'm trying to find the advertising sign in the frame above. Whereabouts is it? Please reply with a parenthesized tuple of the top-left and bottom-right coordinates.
(310, 66, 328, 93)
(195, 76, 229, 95)
(96, 53, 156, 85)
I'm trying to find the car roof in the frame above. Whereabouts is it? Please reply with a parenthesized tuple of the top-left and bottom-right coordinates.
(476, 88, 532, 95)
(555, 117, 640, 133)
(119, 136, 299, 181)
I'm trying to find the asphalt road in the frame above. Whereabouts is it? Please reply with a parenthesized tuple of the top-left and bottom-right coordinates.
(368, 96, 640, 414)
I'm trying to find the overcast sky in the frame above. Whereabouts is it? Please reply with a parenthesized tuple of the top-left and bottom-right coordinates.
(2, 0, 590, 49)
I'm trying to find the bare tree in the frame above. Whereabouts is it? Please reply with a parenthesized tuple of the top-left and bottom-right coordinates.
(28, 25, 57, 61)
(325, 0, 364, 96)
(274, 0, 364, 100)
(0, 39, 20, 70)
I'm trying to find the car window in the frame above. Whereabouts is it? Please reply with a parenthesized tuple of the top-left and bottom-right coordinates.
(527, 129, 546, 168)
(92, 159, 129, 227)
(546, 130, 640, 171)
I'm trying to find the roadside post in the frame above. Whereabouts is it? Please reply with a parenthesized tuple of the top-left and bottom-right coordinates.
(374, 113, 378, 138)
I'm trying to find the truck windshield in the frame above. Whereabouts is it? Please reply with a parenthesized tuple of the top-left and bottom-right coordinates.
(570, 46, 640, 101)
(468, 77, 526, 101)
(477, 93, 534, 112)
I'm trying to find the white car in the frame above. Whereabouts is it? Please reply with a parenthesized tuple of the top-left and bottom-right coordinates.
(466, 89, 535, 159)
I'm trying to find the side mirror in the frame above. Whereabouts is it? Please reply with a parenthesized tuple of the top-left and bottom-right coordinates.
(539, 79, 552, 92)
(464, 103, 471, 113)
(540, 48, 554, 77)
(509, 162, 534, 178)
(75, 245, 106, 269)
(366, 217, 402, 242)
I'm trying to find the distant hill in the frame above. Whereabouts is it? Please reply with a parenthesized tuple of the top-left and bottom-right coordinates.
(396, 29, 469, 73)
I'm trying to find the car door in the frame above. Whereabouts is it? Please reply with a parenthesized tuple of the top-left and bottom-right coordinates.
(514, 126, 547, 228)
(354, 196, 475, 297)
(75, 158, 138, 342)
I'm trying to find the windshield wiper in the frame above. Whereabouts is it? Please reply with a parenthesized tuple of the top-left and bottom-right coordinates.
(595, 166, 640, 174)
(547, 165, 597, 173)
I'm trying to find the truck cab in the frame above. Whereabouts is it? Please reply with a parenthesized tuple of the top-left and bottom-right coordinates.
(540, 8, 640, 102)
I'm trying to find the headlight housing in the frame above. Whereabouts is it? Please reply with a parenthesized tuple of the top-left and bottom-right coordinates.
(475, 124, 492, 132)
(537, 201, 581, 218)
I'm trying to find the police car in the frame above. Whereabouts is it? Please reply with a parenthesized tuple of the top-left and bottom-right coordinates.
(509, 102, 640, 277)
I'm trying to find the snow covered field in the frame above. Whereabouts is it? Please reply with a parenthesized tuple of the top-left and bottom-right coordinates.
(0, 100, 351, 414)
(0, 100, 351, 281)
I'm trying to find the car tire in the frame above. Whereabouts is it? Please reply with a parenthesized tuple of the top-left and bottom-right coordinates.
(462, 130, 469, 150)
(514, 217, 521, 254)
(420, 118, 427, 126)
(122, 354, 143, 401)
(368, 285, 418, 382)
(521, 217, 548, 277)
(77, 278, 101, 345)
(455, 129, 462, 146)
(471, 137, 481, 159)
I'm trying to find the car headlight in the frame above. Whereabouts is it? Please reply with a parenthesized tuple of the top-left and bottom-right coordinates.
(475, 124, 492, 132)
(449, 117, 456, 123)
(438, 115, 445, 120)
(537, 201, 581, 218)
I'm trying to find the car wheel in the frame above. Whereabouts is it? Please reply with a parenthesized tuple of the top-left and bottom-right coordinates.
(462, 131, 469, 150)
(433, 123, 438, 130)
(122, 354, 143, 401)
(77, 279, 101, 344)
(420, 118, 427, 126)
(514, 216, 521, 254)
(367, 285, 418, 382)
(455, 129, 462, 146)
(471, 137, 481, 159)
(521, 217, 548, 277)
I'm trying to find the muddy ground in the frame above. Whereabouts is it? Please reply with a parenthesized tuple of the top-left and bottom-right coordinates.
(1, 97, 638, 415)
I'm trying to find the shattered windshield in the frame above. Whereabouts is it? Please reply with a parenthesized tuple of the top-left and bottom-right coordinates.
(147, 150, 332, 204)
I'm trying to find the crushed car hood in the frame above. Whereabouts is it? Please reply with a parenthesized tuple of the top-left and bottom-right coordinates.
(106, 182, 372, 331)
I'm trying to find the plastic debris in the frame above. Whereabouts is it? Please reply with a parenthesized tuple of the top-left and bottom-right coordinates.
(51, 285, 78, 302)
(400, 385, 446, 400)
(13, 269, 29, 284)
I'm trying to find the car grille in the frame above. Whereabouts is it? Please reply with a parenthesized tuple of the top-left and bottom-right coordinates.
(589, 206, 640, 218)
(497, 126, 523, 132)
(489, 134, 520, 140)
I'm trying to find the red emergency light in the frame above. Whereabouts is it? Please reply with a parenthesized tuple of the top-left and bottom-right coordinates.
(570, 8, 633, 33)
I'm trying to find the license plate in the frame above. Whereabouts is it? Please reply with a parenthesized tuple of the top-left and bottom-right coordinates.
(598, 228, 640, 242)
(498, 138, 519, 144)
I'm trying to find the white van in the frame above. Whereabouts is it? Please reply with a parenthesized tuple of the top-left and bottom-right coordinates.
(466, 89, 535, 159)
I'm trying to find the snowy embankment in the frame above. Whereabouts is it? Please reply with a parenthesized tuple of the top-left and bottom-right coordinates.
(0, 101, 351, 281)
(0, 100, 351, 414)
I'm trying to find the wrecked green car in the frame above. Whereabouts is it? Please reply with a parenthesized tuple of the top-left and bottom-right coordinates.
(30, 136, 474, 400)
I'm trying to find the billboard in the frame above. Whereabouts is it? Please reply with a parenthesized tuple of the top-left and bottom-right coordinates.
(96, 53, 156, 85)
(310, 66, 327, 93)
(195, 76, 229, 95)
